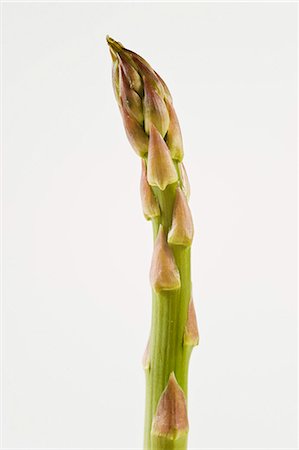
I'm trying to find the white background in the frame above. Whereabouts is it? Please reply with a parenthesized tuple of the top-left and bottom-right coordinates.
(2, 2, 297, 449)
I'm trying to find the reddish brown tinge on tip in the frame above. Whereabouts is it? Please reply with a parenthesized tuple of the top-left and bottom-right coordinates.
(152, 372, 189, 440)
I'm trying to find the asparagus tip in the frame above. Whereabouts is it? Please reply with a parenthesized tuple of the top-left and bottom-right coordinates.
(106, 36, 123, 53)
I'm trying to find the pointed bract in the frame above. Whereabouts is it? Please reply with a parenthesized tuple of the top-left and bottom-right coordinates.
(150, 226, 181, 292)
(168, 188, 194, 246)
(128, 50, 154, 72)
(111, 59, 120, 104)
(140, 160, 160, 220)
(152, 372, 189, 440)
(144, 78, 169, 138)
(147, 125, 178, 191)
(119, 66, 143, 126)
(129, 52, 165, 98)
(155, 71, 173, 103)
(142, 338, 150, 370)
(178, 163, 191, 200)
(166, 100, 184, 161)
(121, 110, 149, 157)
(184, 298, 199, 346)
(120, 58, 143, 96)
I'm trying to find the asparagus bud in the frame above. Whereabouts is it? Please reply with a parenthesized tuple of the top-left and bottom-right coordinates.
(106, 36, 183, 157)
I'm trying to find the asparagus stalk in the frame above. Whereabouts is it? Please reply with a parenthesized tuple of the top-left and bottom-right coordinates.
(106, 37, 199, 450)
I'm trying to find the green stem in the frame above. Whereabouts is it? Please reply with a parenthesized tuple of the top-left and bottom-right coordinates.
(144, 182, 192, 450)
(173, 246, 192, 395)
(151, 434, 188, 450)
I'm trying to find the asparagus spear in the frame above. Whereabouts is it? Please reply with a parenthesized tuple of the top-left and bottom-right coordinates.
(106, 37, 199, 450)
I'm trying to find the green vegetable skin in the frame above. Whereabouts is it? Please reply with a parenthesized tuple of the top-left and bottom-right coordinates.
(107, 37, 199, 450)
